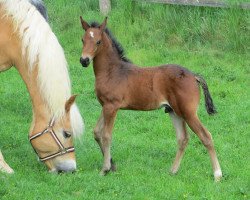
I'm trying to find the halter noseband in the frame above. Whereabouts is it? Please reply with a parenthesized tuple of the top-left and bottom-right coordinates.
(29, 117, 74, 162)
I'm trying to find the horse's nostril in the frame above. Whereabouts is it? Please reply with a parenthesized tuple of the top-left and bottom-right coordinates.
(85, 57, 89, 63)
(56, 160, 76, 172)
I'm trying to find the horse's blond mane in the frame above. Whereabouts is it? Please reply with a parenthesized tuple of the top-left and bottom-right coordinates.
(1, 0, 84, 136)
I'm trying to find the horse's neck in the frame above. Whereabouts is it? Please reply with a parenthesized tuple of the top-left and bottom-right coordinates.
(15, 58, 51, 135)
(0, 19, 50, 134)
(1, 6, 55, 135)
(93, 35, 121, 78)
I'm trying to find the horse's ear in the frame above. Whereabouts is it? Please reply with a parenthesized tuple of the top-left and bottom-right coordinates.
(100, 17, 107, 32)
(80, 16, 90, 31)
(65, 95, 78, 113)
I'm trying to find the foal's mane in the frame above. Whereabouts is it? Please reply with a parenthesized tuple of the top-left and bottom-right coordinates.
(90, 22, 132, 63)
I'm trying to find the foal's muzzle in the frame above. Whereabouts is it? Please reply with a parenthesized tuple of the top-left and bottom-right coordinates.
(80, 57, 90, 67)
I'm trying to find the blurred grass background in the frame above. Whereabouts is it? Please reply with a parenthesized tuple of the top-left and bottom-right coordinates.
(0, 0, 249, 199)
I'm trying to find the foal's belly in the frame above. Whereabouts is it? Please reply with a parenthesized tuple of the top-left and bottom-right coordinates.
(121, 93, 164, 111)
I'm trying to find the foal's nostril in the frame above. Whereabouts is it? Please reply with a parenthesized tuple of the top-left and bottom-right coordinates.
(80, 57, 85, 65)
(80, 57, 84, 64)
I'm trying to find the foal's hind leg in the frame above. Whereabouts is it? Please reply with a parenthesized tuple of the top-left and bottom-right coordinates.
(185, 115, 222, 181)
(0, 150, 14, 174)
(169, 113, 189, 174)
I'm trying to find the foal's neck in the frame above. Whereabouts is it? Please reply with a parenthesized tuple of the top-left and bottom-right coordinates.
(93, 33, 122, 78)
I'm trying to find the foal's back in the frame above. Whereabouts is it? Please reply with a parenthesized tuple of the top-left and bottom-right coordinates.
(116, 62, 200, 114)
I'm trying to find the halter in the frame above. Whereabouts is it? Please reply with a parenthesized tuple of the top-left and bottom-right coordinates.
(29, 117, 75, 162)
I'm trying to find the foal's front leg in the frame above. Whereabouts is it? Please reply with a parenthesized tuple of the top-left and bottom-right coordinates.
(94, 111, 105, 154)
(100, 105, 118, 175)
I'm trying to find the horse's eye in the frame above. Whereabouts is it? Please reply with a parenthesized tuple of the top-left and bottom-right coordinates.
(96, 40, 101, 45)
(63, 131, 72, 138)
(81, 39, 84, 44)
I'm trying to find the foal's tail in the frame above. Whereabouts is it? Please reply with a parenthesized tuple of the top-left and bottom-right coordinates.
(195, 75, 217, 115)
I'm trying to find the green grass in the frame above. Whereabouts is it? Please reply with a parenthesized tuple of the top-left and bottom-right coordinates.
(0, 0, 249, 199)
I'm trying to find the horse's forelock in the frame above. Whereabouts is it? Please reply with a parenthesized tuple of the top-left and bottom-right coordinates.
(70, 104, 84, 139)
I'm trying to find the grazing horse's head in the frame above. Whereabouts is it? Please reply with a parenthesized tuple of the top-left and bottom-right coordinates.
(79, 16, 107, 67)
(0, 0, 84, 174)
(30, 95, 81, 173)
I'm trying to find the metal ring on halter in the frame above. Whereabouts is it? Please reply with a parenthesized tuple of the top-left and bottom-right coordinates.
(29, 117, 75, 162)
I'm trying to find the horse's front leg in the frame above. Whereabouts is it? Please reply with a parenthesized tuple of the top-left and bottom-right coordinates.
(99, 104, 118, 176)
(0, 150, 14, 174)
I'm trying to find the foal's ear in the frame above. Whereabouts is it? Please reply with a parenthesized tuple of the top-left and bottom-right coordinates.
(65, 95, 78, 113)
(100, 17, 108, 32)
(80, 16, 90, 31)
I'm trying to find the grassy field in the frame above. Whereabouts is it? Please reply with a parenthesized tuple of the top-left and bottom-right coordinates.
(0, 0, 249, 199)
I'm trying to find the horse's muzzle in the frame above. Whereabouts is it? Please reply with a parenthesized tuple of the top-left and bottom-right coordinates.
(80, 57, 90, 67)
(55, 160, 76, 173)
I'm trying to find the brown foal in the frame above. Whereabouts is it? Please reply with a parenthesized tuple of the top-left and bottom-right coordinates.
(79, 17, 222, 181)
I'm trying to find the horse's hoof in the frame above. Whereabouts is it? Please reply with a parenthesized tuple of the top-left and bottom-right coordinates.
(0, 167, 14, 174)
(7, 168, 14, 174)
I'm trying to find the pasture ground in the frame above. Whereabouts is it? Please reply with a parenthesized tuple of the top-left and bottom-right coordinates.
(0, 0, 249, 199)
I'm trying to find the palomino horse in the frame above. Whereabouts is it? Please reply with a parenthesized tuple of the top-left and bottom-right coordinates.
(0, 0, 84, 173)
(79, 17, 222, 181)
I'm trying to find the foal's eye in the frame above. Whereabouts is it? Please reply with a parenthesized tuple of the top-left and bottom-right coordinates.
(96, 40, 101, 45)
(63, 131, 72, 138)
(81, 39, 84, 44)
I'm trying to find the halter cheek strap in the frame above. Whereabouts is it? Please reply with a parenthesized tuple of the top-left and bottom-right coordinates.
(29, 117, 75, 162)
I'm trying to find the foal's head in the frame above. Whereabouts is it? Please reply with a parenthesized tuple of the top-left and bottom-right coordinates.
(79, 16, 107, 67)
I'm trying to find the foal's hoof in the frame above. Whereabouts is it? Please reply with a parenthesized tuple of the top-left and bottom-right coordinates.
(169, 167, 178, 175)
(214, 170, 223, 182)
(110, 158, 116, 172)
(99, 169, 110, 176)
(169, 171, 177, 176)
(111, 163, 116, 172)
